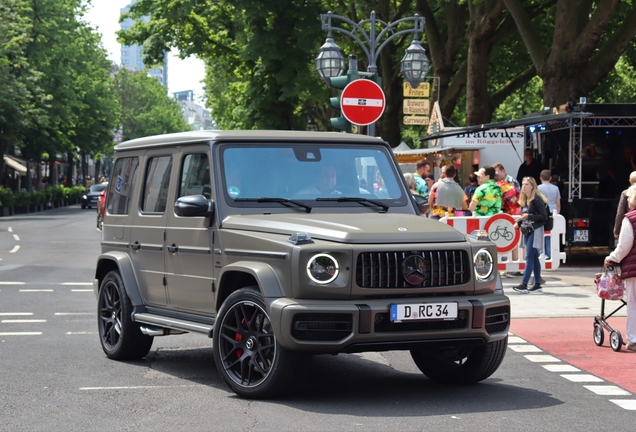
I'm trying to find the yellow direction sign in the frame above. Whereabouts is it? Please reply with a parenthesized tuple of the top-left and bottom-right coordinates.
(403, 99, 430, 115)
(403, 82, 430, 98)
(403, 116, 429, 125)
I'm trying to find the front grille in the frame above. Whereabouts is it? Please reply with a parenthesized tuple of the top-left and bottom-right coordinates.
(485, 306, 510, 334)
(374, 312, 468, 333)
(356, 250, 470, 288)
(291, 313, 353, 341)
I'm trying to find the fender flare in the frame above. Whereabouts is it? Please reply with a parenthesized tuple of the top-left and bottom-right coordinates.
(218, 261, 284, 299)
(95, 252, 144, 306)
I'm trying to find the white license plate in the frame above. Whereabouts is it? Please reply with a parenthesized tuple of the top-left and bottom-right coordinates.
(390, 302, 458, 322)
(573, 229, 589, 242)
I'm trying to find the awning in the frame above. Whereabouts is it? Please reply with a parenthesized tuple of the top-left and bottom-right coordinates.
(418, 111, 593, 143)
(3, 156, 27, 175)
(392, 146, 484, 163)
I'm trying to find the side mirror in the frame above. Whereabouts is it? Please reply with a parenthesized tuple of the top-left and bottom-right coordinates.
(174, 195, 214, 218)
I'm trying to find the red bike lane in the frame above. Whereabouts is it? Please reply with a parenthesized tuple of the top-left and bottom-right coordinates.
(510, 317, 636, 394)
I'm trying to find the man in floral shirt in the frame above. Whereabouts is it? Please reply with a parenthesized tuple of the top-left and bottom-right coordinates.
(494, 162, 521, 216)
(469, 166, 502, 216)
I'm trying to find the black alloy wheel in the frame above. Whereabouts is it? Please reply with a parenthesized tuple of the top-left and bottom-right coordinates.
(97, 270, 153, 360)
(213, 287, 304, 399)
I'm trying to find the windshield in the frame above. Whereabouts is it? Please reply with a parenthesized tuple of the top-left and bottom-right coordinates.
(221, 144, 406, 207)
(89, 184, 107, 193)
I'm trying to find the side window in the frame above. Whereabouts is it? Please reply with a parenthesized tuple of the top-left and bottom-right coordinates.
(141, 156, 172, 213)
(107, 157, 139, 215)
(179, 153, 211, 199)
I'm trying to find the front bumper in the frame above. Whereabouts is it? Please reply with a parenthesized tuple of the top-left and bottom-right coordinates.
(267, 293, 510, 353)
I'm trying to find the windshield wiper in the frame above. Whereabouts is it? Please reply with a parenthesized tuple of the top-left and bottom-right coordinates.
(315, 197, 389, 212)
(234, 197, 312, 213)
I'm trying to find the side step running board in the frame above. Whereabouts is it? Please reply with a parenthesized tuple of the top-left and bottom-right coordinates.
(133, 312, 214, 336)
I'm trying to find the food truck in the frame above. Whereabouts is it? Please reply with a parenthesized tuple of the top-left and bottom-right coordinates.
(406, 104, 636, 250)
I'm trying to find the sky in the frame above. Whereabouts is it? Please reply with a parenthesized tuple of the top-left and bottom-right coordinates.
(83, 0, 206, 102)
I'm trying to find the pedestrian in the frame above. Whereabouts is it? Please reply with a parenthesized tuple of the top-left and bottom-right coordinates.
(538, 169, 561, 259)
(517, 148, 544, 186)
(613, 171, 636, 240)
(605, 183, 636, 351)
(469, 166, 502, 216)
(405, 173, 427, 216)
(413, 159, 431, 200)
(464, 174, 478, 202)
(429, 166, 466, 219)
(513, 177, 548, 294)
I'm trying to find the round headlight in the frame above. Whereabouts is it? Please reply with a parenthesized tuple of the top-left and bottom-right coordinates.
(474, 248, 494, 281)
(82, 195, 87, 199)
(307, 253, 339, 284)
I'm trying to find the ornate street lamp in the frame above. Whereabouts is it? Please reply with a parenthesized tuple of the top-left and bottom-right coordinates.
(315, 37, 346, 82)
(401, 38, 431, 89)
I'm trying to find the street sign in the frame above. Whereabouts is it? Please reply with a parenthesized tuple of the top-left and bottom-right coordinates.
(403, 99, 430, 115)
(483, 213, 520, 253)
(403, 116, 429, 125)
(340, 79, 386, 126)
(403, 82, 430, 98)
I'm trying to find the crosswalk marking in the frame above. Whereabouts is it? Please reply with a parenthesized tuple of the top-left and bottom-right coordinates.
(19, 289, 54, 292)
(609, 399, 636, 410)
(508, 345, 542, 352)
(542, 364, 580, 372)
(524, 354, 561, 362)
(0, 332, 42, 336)
(1, 319, 46, 323)
(561, 374, 604, 383)
(584, 385, 631, 396)
(0, 312, 33, 316)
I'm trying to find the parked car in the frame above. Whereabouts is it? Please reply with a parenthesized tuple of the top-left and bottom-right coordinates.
(96, 187, 107, 230)
(81, 183, 107, 209)
(93, 130, 510, 399)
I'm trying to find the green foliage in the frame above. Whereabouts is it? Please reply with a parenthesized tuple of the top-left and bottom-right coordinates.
(114, 69, 190, 141)
(0, 185, 86, 208)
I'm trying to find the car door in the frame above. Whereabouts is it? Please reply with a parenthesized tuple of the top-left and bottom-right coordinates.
(130, 150, 175, 307)
(165, 146, 216, 314)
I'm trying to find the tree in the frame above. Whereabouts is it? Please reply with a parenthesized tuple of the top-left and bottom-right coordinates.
(504, 0, 636, 106)
(114, 69, 190, 142)
(0, 0, 47, 186)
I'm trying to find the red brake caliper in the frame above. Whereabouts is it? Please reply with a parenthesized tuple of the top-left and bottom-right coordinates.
(235, 318, 247, 358)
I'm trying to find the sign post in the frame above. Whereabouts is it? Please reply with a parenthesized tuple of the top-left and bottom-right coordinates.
(340, 79, 386, 126)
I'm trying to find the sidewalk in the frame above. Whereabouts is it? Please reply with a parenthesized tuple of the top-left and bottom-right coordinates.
(503, 265, 628, 319)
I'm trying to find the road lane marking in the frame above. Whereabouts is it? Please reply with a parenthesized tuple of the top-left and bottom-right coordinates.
(508, 336, 527, 344)
(0, 332, 42, 336)
(508, 345, 542, 352)
(66, 332, 97, 335)
(524, 354, 561, 362)
(10, 245, 20, 253)
(13, 234, 20, 241)
(609, 400, 636, 410)
(584, 385, 631, 396)
(8, 227, 13, 232)
(60, 282, 93, 286)
(561, 374, 604, 383)
(0, 313, 33, 316)
(1, 319, 46, 323)
(55, 313, 93, 316)
(80, 385, 201, 391)
(71, 289, 93, 292)
(542, 364, 580, 372)
(19, 289, 54, 292)
(0, 282, 25, 285)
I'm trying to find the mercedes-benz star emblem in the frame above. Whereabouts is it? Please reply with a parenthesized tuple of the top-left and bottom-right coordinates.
(402, 255, 427, 285)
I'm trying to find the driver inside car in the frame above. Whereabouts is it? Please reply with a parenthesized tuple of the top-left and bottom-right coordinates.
(297, 165, 341, 195)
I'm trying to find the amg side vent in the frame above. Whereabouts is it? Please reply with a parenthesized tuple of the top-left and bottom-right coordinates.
(291, 313, 353, 342)
(356, 250, 470, 288)
(485, 306, 510, 334)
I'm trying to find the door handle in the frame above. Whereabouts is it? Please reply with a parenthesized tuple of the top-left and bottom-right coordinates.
(167, 244, 178, 253)
(130, 241, 141, 251)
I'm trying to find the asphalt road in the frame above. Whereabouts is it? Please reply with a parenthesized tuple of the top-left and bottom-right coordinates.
(0, 206, 634, 431)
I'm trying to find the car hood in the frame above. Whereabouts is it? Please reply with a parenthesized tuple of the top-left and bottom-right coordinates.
(221, 213, 466, 244)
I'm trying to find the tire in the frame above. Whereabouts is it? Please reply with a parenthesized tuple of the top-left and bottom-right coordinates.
(410, 336, 508, 384)
(212, 287, 304, 399)
(81, 203, 86, 209)
(610, 330, 623, 352)
(97, 270, 153, 360)
(593, 323, 604, 346)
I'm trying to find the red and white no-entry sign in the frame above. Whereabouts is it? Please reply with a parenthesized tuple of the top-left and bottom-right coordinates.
(341, 79, 386, 126)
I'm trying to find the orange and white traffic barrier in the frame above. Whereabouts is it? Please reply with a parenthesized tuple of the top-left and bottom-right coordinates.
(439, 212, 566, 271)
